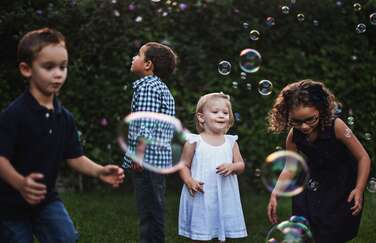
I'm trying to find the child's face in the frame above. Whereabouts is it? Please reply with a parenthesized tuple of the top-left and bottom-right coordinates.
(20, 43, 68, 97)
(198, 98, 230, 134)
(289, 106, 320, 134)
(131, 45, 150, 76)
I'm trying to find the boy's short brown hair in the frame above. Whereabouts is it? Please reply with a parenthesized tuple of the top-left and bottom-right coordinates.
(143, 42, 177, 80)
(17, 27, 66, 65)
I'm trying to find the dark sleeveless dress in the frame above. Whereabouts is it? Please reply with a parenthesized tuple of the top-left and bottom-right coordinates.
(292, 118, 362, 243)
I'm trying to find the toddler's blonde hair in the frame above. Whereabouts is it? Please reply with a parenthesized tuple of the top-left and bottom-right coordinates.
(195, 92, 235, 133)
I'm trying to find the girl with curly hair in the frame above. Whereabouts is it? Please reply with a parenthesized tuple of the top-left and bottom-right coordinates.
(266, 79, 371, 243)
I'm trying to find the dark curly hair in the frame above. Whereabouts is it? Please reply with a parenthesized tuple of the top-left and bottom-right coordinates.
(144, 42, 177, 80)
(267, 79, 338, 133)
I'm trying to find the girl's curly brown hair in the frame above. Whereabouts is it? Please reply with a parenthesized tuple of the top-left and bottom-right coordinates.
(267, 79, 338, 133)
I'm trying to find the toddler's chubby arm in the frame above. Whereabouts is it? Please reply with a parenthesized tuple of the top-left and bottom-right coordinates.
(216, 142, 245, 176)
(67, 156, 125, 188)
(179, 142, 204, 196)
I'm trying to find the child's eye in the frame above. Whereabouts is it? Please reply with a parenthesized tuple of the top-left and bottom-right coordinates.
(59, 65, 67, 71)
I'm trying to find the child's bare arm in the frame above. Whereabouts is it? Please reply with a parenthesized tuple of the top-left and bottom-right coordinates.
(335, 118, 371, 215)
(67, 156, 124, 188)
(179, 142, 203, 195)
(335, 118, 371, 192)
(216, 142, 245, 176)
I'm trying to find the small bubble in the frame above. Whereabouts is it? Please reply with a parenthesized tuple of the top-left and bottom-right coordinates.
(281, 6, 290, 15)
(218, 60, 232, 75)
(240, 72, 247, 80)
(265, 17, 275, 27)
(347, 116, 355, 126)
(369, 13, 376, 25)
(249, 29, 260, 41)
(364, 133, 372, 141)
(353, 3, 362, 12)
(356, 23, 366, 34)
(297, 13, 305, 22)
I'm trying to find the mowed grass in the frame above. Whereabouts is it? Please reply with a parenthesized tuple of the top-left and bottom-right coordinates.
(61, 189, 376, 243)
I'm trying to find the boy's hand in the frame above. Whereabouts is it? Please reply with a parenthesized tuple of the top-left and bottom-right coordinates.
(216, 163, 235, 176)
(130, 162, 143, 172)
(348, 188, 363, 215)
(18, 173, 47, 205)
(267, 194, 279, 224)
(98, 165, 125, 188)
(186, 178, 204, 197)
(131, 138, 145, 172)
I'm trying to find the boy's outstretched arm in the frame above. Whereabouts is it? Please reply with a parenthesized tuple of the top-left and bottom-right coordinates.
(67, 156, 125, 188)
(0, 156, 47, 205)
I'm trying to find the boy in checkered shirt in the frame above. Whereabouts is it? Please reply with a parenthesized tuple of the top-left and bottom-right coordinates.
(122, 42, 177, 243)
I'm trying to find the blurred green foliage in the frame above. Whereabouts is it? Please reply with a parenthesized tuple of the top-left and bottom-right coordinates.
(0, 0, 375, 190)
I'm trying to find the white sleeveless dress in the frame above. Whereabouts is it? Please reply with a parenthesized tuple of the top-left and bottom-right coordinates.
(178, 134, 247, 241)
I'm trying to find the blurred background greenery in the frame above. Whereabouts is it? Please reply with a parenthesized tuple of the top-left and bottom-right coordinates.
(0, 0, 375, 191)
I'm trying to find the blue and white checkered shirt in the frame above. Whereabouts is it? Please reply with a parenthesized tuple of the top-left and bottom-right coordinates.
(122, 75, 176, 169)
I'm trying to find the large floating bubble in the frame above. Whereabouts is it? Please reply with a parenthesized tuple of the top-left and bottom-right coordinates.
(266, 219, 314, 243)
(261, 150, 309, 197)
(117, 112, 188, 174)
(239, 48, 262, 73)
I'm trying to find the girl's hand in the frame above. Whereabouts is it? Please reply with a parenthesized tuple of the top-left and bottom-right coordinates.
(267, 194, 279, 224)
(216, 163, 235, 176)
(347, 188, 363, 215)
(98, 165, 125, 188)
(186, 179, 204, 197)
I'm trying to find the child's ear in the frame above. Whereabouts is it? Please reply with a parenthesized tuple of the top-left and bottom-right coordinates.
(19, 62, 32, 78)
(197, 112, 205, 123)
(144, 60, 153, 71)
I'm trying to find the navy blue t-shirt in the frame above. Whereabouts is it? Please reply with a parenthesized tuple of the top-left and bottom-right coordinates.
(0, 90, 83, 219)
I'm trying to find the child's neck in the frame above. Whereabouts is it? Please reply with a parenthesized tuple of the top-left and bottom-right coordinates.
(140, 70, 154, 78)
(200, 131, 225, 146)
(29, 86, 54, 110)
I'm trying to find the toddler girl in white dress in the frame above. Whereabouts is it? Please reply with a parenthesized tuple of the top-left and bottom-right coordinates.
(178, 92, 248, 242)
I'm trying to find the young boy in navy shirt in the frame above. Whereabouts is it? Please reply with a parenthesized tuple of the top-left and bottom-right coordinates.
(0, 27, 124, 243)
(122, 42, 177, 243)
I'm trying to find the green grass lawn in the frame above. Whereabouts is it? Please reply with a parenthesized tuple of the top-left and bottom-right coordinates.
(61, 189, 376, 243)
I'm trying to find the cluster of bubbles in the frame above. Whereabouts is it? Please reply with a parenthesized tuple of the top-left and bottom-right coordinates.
(261, 150, 309, 197)
(117, 112, 188, 174)
(266, 216, 314, 243)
